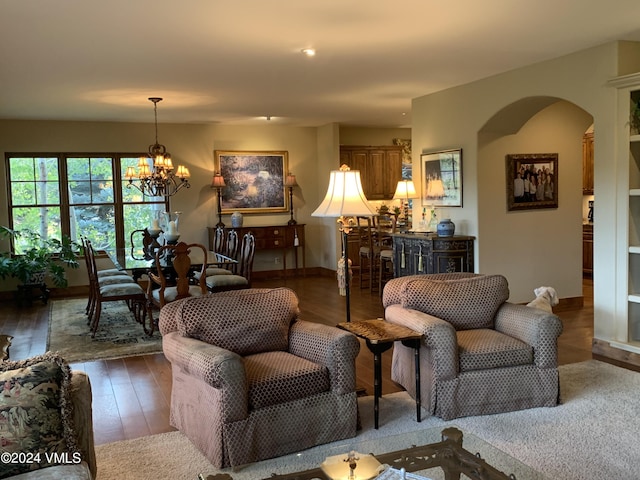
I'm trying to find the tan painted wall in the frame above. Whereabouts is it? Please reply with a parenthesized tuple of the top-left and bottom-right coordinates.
(411, 41, 640, 349)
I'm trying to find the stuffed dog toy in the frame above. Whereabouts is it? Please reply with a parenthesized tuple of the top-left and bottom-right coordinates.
(526, 286, 559, 313)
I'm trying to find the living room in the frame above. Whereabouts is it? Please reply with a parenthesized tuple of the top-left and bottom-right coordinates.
(2, 2, 640, 479)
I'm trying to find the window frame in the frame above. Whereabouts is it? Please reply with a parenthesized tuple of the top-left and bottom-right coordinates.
(4, 152, 169, 252)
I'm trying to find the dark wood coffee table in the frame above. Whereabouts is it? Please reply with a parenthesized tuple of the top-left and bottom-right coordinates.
(337, 319, 422, 429)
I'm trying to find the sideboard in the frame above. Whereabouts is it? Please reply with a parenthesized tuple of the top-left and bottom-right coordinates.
(391, 233, 475, 277)
(207, 224, 305, 277)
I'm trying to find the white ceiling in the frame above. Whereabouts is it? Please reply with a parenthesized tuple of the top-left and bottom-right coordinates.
(2, 0, 640, 128)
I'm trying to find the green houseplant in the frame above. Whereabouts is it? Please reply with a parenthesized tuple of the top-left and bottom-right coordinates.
(0, 226, 80, 288)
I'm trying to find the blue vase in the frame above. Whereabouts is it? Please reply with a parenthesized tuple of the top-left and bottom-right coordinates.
(437, 218, 455, 237)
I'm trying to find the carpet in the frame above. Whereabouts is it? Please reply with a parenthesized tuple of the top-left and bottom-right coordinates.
(47, 298, 162, 363)
(94, 360, 640, 480)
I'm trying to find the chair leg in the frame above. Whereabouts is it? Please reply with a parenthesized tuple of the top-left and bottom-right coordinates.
(143, 301, 156, 337)
(91, 302, 102, 338)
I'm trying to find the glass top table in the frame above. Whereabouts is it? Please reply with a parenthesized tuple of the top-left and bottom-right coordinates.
(200, 426, 547, 480)
(106, 247, 236, 280)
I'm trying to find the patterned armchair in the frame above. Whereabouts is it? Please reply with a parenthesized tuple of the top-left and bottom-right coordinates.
(383, 273, 563, 421)
(158, 287, 360, 468)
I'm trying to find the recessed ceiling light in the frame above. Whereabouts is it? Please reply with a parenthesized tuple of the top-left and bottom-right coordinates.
(301, 48, 316, 57)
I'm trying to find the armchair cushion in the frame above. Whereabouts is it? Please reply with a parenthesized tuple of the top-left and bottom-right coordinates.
(399, 274, 509, 330)
(457, 329, 533, 371)
(0, 353, 78, 479)
(245, 351, 329, 409)
(176, 288, 299, 355)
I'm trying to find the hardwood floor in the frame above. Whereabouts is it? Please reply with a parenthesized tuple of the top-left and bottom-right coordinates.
(0, 275, 597, 446)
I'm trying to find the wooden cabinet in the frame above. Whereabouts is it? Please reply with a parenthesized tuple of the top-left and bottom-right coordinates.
(583, 132, 594, 194)
(339, 145, 403, 200)
(391, 233, 475, 277)
(583, 223, 593, 277)
(207, 224, 305, 276)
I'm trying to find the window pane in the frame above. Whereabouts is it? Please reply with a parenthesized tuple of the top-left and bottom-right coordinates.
(12, 207, 61, 253)
(9, 158, 36, 181)
(67, 157, 90, 181)
(71, 205, 116, 251)
(10, 182, 36, 206)
(68, 157, 115, 204)
(35, 180, 61, 205)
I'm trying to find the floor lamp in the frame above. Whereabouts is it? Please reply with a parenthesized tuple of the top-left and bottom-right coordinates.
(312, 165, 375, 322)
(211, 173, 226, 227)
(285, 173, 299, 225)
(392, 179, 418, 229)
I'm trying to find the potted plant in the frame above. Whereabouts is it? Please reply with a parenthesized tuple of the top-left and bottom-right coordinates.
(0, 226, 80, 288)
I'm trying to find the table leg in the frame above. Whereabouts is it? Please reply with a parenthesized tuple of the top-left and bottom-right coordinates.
(366, 341, 393, 429)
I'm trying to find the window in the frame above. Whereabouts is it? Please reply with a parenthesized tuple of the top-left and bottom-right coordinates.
(5, 154, 168, 254)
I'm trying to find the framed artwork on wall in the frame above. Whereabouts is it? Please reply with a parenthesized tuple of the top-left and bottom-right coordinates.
(214, 150, 289, 214)
(506, 153, 558, 211)
(421, 148, 463, 207)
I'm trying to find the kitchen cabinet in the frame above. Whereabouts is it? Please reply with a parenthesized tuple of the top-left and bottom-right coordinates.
(339, 145, 403, 200)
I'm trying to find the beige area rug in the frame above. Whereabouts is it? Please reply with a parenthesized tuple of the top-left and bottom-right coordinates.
(47, 298, 162, 363)
(94, 360, 640, 480)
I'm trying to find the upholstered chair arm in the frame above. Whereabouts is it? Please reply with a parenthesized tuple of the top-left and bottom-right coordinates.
(289, 320, 360, 395)
(70, 371, 96, 479)
(385, 304, 459, 379)
(163, 331, 248, 421)
(158, 299, 182, 335)
(494, 303, 563, 368)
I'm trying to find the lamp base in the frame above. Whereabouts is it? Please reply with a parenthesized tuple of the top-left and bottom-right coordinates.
(288, 218, 298, 225)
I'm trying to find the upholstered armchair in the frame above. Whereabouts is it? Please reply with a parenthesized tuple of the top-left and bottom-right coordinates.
(159, 287, 360, 468)
(383, 273, 563, 421)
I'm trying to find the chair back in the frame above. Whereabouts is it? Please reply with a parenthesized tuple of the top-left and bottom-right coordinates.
(212, 226, 226, 254)
(375, 213, 397, 249)
(357, 216, 375, 256)
(237, 233, 256, 285)
(130, 228, 157, 260)
(150, 242, 208, 305)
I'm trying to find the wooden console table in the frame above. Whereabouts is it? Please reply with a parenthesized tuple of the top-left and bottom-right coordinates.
(208, 224, 305, 277)
(391, 233, 475, 277)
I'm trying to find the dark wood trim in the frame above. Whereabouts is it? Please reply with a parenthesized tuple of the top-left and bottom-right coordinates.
(592, 338, 640, 371)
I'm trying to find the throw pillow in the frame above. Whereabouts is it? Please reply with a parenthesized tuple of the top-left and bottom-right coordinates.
(0, 352, 78, 479)
(176, 287, 299, 355)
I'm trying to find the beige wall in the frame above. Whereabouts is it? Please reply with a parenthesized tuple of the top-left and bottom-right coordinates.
(0, 120, 327, 288)
(411, 41, 638, 349)
(0, 120, 408, 289)
(338, 127, 410, 146)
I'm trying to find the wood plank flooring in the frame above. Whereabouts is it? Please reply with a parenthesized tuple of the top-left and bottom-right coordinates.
(0, 275, 599, 446)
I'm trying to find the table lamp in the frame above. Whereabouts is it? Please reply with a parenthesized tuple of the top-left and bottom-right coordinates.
(392, 180, 419, 229)
(285, 173, 299, 225)
(312, 165, 375, 322)
(211, 173, 226, 228)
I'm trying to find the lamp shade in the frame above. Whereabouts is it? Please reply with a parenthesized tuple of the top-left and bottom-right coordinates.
(312, 165, 375, 218)
(211, 173, 226, 188)
(393, 180, 418, 200)
(285, 173, 298, 187)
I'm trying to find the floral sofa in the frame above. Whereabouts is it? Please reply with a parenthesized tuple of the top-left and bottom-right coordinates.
(0, 353, 96, 480)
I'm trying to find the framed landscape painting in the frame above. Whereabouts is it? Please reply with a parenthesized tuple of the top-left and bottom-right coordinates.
(421, 149, 463, 207)
(214, 150, 289, 214)
(506, 153, 558, 211)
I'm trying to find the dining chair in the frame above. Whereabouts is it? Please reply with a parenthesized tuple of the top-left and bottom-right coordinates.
(206, 233, 256, 292)
(130, 228, 157, 260)
(84, 239, 146, 338)
(376, 213, 397, 296)
(195, 228, 239, 280)
(146, 241, 209, 335)
(80, 237, 137, 316)
(357, 216, 379, 291)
